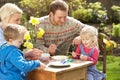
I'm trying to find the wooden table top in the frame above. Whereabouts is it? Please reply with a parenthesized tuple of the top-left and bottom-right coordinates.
(27, 59, 93, 80)
(36, 59, 93, 73)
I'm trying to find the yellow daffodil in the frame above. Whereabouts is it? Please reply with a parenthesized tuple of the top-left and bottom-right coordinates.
(103, 38, 117, 51)
(110, 40, 117, 48)
(29, 16, 40, 25)
(24, 31, 31, 41)
(103, 38, 112, 48)
(37, 28, 45, 38)
(23, 41, 33, 49)
(22, 16, 45, 50)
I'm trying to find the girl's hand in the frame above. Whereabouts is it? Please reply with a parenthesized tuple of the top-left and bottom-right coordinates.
(72, 51, 77, 58)
(80, 55, 87, 61)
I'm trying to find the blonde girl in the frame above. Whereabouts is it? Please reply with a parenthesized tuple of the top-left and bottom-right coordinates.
(72, 25, 105, 80)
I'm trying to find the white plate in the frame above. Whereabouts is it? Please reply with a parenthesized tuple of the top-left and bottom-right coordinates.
(48, 61, 70, 67)
(51, 55, 68, 61)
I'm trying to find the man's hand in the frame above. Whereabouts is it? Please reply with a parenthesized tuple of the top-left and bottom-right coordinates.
(48, 44, 57, 55)
(72, 36, 81, 46)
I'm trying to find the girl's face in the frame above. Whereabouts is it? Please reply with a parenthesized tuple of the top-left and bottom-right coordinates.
(8, 13, 22, 24)
(81, 34, 93, 48)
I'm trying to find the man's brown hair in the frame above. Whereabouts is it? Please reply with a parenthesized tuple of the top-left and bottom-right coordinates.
(49, 0, 69, 14)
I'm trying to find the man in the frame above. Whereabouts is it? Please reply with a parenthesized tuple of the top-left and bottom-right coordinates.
(35, 0, 86, 55)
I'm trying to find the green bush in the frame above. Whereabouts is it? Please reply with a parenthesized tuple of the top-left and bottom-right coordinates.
(111, 5, 120, 23)
(20, 0, 86, 17)
(112, 23, 120, 37)
(72, 2, 108, 23)
(72, 8, 93, 22)
(20, 0, 52, 17)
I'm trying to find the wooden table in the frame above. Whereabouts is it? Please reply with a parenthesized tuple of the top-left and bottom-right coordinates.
(27, 60, 92, 80)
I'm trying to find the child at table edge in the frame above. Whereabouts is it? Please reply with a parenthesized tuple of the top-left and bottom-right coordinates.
(0, 24, 45, 80)
(72, 25, 106, 80)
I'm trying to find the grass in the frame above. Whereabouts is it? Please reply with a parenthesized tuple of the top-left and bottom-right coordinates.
(97, 55, 120, 80)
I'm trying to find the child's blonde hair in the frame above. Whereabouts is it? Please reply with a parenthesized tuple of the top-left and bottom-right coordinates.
(80, 25, 98, 47)
(0, 3, 23, 23)
(4, 24, 27, 41)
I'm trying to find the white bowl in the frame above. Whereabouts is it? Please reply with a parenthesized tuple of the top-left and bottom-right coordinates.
(39, 53, 50, 61)
(41, 53, 50, 58)
(51, 55, 68, 61)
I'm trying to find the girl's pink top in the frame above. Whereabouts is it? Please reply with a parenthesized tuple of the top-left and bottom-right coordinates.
(75, 45, 99, 65)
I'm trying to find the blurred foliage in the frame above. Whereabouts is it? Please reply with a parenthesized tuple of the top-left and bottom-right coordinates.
(112, 23, 120, 37)
(72, 2, 108, 24)
(19, 0, 120, 24)
(72, 8, 93, 22)
(111, 5, 120, 11)
(0, 0, 20, 7)
(19, 0, 86, 17)
(66, 0, 87, 16)
(20, 0, 52, 18)
(111, 5, 120, 23)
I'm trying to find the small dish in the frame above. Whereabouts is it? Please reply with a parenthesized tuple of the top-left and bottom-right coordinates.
(51, 55, 68, 61)
(39, 53, 50, 61)
(41, 53, 50, 58)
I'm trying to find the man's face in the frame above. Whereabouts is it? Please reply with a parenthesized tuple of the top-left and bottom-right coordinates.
(50, 10, 68, 26)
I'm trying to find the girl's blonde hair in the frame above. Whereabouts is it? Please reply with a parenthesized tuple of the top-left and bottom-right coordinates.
(80, 25, 98, 47)
(0, 3, 23, 23)
(4, 24, 27, 41)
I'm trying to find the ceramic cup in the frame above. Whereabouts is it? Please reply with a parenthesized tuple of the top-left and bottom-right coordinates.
(39, 53, 50, 62)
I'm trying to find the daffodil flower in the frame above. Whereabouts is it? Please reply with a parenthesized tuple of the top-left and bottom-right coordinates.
(110, 40, 117, 48)
(24, 31, 31, 41)
(23, 41, 33, 49)
(23, 16, 45, 50)
(37, 28, 45, 38)
(29, 16, 40, 25)
(103, 38, 117, 50)
(103, 38, 112, 48)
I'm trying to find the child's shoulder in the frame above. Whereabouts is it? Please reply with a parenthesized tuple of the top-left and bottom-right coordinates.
(94, 46, 99, 50)
(93, 46, 99, 53)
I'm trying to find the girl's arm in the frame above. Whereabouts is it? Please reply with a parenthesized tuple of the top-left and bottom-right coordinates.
(72, 45, 81, 59)
(87, 47, 99, 65)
